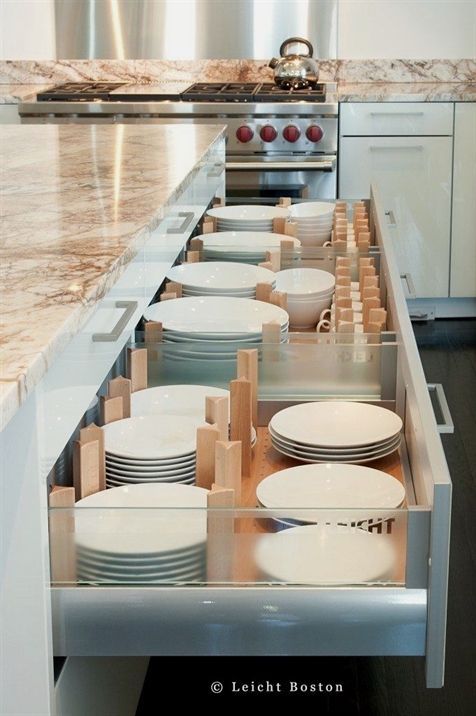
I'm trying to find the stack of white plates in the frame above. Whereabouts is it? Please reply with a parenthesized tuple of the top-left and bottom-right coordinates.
(275, 268, 335, 329)
(143, 296, 289, 361)
(207, 204, 289, 232)
(199, 231, 301, 264)
(166, 262, 275, 298)
(255, 524, 397, 585)
(288, 202, 335, 246)
(75, 484, 208, 583)
(257, 463, 406, 526)
(269, 401, 403, 464)
(103, 414, 202, 487)
(131, 384, 257, 447)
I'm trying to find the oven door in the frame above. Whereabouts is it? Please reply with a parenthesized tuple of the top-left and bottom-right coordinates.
(225, 155, 337, 204)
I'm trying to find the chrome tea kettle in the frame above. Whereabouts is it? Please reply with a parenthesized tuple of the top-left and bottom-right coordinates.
(269, 37, 319, 88)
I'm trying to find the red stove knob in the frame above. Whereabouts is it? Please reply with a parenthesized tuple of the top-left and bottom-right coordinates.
(283, 124, 301, 143)
(306, 125, 324, 143)
(236, 125, 254, 143)
(260, 125, 278, 142)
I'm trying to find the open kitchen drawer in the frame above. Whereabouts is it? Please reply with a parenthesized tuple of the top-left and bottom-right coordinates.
(48, 187, 452, 688)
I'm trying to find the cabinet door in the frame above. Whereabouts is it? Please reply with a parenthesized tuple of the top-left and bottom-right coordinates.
(339, 136, 452, 298)
(450, 104, 476, 298)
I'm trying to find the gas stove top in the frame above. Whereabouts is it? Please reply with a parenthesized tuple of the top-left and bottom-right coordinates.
(37, 80, 328, 104)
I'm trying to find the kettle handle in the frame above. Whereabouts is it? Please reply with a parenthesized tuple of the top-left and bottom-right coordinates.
(280, 37, 313, 58)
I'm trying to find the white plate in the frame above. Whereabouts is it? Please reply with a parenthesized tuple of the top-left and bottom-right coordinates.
(143, 296, 289, 334)
(105, 476, 195, 487)
(257, 463, 405, 510)
(103, 414, 201, 460)
(104, 451, 196, 466)
(275, 268, 335, 296)
(182, 289, 256, 297)
(268, 424, 401, 454)
(77, 543, 205, 565)
(269, 402, 403, 448)
(289, 202, 335, 219)
(77, 550, 205, 572)
(199, 231, 300, 250)
(208, 205, 289, 221)
(75, 484, 208, 555)
(77, 566, 205, 583)
(255, 524, 396, 585)
(167, 262, 275, 292)
(105, 464, 195, 478)
(131, 384, 229, 419)
(270, 437, 401, 464)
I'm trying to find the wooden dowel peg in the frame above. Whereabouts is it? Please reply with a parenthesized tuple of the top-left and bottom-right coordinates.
(165, 280, 183, 297)
(369, 308, 387, 327)
(362, 275, 379, 290)
(255, 282, 273, 303)
(144, 320, 163, 343)
(335, 286, 351, 299)
(73, 440, 100, 501)
(215, 441, 242, 505)
(333, 239, 348, 251)
(262, 320, 282, 344)
(196, 424, 220, 490)
(363, 297, 381, 324)
(230, 377, 252, 477)
(205, 396, 229, 442)
(359, 257, 375, 268)
(127, 347, 148, 392)
(186, 250, 200, 263)
(189, 237, 204, 251)
(278, 196, 292, 207)
(265, 250, 281, 272)
(212, 196, 225, 207)
(273, 216, 286, 234)
(280, 239, 296, 251)
(79, 423, 106, 492)
(359, 265, 376, 287)
(237, 348, 258, 429)
(202, 218, 216, 233)
(336, 297, 352, 309)
(362, 286, 380, 300)
(270, 290, 288, 311)
(160, 292, 177, 301)
(335, 256, 351, 268)
(206, 486, 235, 583)
(100, 395, 124, 426)
(108, 376, 132, 419)
(49, 486, 77, 585)
(358, 231, 371, 245)
(284, 221, 297, 237)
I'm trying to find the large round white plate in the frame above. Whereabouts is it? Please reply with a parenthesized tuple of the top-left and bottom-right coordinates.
(182, 288, 256, 297)
(275, 268, 335, 297)
(105, 452, 196, 467)
(75, 484, 208, 555)
(77, 567, 205, 583)
(270, 437, 401, 464)
(103, 414, 201, 460)
(167, 262, 275, 292)
(269, 402, 403, 448)
(131, 384, 229, 420)
(199, 231, 300, 250)
(289, 202, 335, 219)
(78, 550, 204, 573)
(257, 464, 405, 510)
(105, 464, 195, 479)
(208, 205, 289, 221)
(143, 296, 289, 334)
(268, 424, 401, 454)
(255, 524, 396, 584)
(77, 541, 205, 563)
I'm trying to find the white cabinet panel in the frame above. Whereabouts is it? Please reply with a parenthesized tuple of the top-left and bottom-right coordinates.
(450, 104, 476, 298)
(0, 104, 20, 123)
(340, 103, 454, 136)
(340, 136, 452, 298)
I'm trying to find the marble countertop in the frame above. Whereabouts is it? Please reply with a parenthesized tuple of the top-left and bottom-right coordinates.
(0, 83, 53, 103)
(0, 123, 226, 430)
(338, 81, 476, 102)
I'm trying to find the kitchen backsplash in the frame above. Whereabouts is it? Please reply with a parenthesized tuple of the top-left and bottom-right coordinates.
(0, 59, 475, 84)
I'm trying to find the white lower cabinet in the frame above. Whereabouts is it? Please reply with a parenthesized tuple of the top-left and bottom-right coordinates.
(450, 103, 476, 297)
(339, 135, 453, 298)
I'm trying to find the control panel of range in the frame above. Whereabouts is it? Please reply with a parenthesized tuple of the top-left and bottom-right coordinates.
(227, 117, 336, 153)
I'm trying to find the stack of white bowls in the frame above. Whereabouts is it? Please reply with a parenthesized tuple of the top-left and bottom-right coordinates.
(103, 414, 202, 487)
(143, 296, 289, 361)
(206, 204, 289, 232)
(199, 231, 301, 264)
(275, 268, 335, 329)
(166, 261, 275, 298)
(269, 401, 403, 464)
(75, 484, 208, 584)
(288, 202, 335, 246)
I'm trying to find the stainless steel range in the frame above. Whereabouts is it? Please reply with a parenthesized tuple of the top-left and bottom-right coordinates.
(20, 81, 338, 202)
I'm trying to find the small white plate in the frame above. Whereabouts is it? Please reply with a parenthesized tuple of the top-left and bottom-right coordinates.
(255, 524, 397, 584)
(208, 205, 289, 221)
(200, 231, 300, 250)
(103, 414, 201, 460)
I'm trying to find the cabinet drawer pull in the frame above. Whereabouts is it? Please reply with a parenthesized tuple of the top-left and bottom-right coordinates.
(92, 300, 138, 342)
(369, 111, 425, 117)
(166, 211, 194, 235)
(207, 163, 225, 177)
(427, 383, 454, 434)
(369, 145, 424, 151)
(385, 209, 397, 226)
(400, 272, 416, 298)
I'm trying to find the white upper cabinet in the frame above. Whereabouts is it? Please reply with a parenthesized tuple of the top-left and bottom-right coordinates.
(450, 104, 476, 298)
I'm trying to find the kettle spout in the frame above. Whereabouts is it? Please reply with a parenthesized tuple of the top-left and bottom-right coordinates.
(269, 57, 278, 69)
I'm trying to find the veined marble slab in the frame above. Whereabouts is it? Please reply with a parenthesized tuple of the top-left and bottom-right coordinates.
(0, 123, 226, 430)
(338, 81, 476, 102)
(0, 83, 54, 104)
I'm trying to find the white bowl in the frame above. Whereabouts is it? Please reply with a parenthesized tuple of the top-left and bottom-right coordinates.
(287, 294, 333, 329)
(275, 268, 335, 297)
(208, 205, 289, 221)
(289, 202, 335, 219)
(297, 234, 332, 247)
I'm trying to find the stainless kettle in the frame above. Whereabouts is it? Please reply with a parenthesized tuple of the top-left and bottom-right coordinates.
(269, 37, 319, 87)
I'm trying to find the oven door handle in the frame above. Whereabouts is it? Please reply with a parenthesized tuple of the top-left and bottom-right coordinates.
(225, 156, 336, 172)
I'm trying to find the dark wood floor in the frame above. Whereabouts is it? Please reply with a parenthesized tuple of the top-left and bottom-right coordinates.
(136, 320, 476, 714)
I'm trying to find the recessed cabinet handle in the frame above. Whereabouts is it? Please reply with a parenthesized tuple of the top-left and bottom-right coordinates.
(369, 111, 425, 117)
(369, 145, 424, 151)
(92, 300, 138, 342)
(207, 163, 225, 177)
(385, 210, 397, 226)
(166, 211, 194, 235)
(427, 383, 454, 434)
(400, 272, 416, 298)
